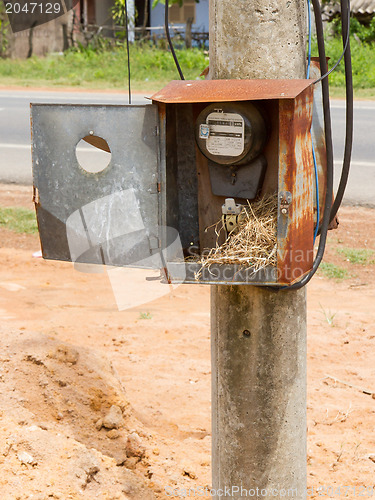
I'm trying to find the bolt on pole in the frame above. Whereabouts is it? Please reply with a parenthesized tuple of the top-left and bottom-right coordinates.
(209, 1, 308, 499)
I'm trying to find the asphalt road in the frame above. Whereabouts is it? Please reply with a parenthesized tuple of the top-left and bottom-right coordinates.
(0, 89, 374, 206)
(0, 90, 148, 185)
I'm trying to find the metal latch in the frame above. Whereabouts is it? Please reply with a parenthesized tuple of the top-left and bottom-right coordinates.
(279, 191, 292, 216)
(222, 198, 244, 235)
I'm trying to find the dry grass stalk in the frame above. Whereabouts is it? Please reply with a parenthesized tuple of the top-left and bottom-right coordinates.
(196, 193, 278, 277)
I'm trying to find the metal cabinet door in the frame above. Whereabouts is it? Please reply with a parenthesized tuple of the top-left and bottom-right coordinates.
(31, 104, 161, 269)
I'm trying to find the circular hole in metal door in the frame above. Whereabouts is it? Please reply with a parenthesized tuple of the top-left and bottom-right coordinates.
(76, 136, 111, 174)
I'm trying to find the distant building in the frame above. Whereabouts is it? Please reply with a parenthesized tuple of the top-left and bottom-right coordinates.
(6, 0, 209, 58)
(7, 13, 71, 59)
(74, 0, 114, 28)
(150, 0, 209, 37)
(6, 1, 115, 58)
(73, 0, 209, 42)
(322, 0, 375, 23)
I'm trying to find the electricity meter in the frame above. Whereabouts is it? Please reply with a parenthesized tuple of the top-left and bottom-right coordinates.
(195, 102, 268, 166)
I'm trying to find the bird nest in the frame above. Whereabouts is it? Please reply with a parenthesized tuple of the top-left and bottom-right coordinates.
(195, 194, 278, 278)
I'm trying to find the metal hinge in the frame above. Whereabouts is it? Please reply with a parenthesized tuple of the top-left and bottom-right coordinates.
(149, 236, 160, 251)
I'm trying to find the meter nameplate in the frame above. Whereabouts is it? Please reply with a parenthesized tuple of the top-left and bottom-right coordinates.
(205, 111, 245, 157)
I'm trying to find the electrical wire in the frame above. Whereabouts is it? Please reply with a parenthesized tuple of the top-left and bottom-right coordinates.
(307, 0, 320, 244)
(329, 0, 353, 222)
(307, 0, 312, 79)
(165, 0, 185, 80)
(313, 0, 351, 84)
(312, 141, 320, 243)
(124, 0, 132, 104)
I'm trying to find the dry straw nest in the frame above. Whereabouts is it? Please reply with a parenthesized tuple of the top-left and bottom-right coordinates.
(196, 193, 278, 277)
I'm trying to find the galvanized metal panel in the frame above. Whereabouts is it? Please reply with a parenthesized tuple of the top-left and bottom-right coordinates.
(150, 79, 315, 104)
(31, 104, 161, 268)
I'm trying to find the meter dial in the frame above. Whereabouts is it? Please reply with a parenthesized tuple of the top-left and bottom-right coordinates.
(195, 102, 268, 166)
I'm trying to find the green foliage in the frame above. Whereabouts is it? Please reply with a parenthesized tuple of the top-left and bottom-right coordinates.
(311, 35, 375, 88)
(330, 16, 375, 44)
(110, 0, 200, 27)
(71, 35, 116, 55)
(337, 247, 374, 264)
(111, 0, 126, 26)
(0, 207, 38, 234)
(2, 29, 375, 91)
(110, 0, 136, 28)
(0, 45, 208, 88)
(319, 262, 350, 280)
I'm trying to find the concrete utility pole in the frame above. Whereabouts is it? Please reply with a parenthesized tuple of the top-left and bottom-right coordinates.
(210, 2, 308, 499)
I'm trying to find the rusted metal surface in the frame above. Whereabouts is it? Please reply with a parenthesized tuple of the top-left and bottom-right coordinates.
(277, 86, 315, 284)
(155, 80, 317, 285)
(83, 135, 111, 153)
(150, 79, 315, 104)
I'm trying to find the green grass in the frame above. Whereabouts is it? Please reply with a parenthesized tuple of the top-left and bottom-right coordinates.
(337, 247, 374, 265)
(0, 37, 375, 94)
(0, 45, 209, 90)
(319, 303, 337, 326)
(139, 311, 153, 320)
(311, 36, 375, 90)
(319, 262, 350, 280)
(0, 206, 38, 234)
(329, 86, 375, 100)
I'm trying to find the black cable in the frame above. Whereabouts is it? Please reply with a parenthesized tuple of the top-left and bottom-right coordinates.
(165, 0, 185, 80)
(271, 0, 353, 290)
(281, 0, 335, 290)
(124, 0, 132, 104)
(329, 0, 353, 222)
(313, 0, 351, 84)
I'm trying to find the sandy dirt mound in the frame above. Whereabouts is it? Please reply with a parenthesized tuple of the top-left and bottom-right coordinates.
(0, 329, 156, 499)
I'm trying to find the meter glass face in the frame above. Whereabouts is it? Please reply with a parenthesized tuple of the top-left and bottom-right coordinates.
(204, 112, 245, 157)
(195, 102, 268, 166)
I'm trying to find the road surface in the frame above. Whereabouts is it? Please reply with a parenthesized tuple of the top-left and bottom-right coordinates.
(0, 89, 374, 206)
